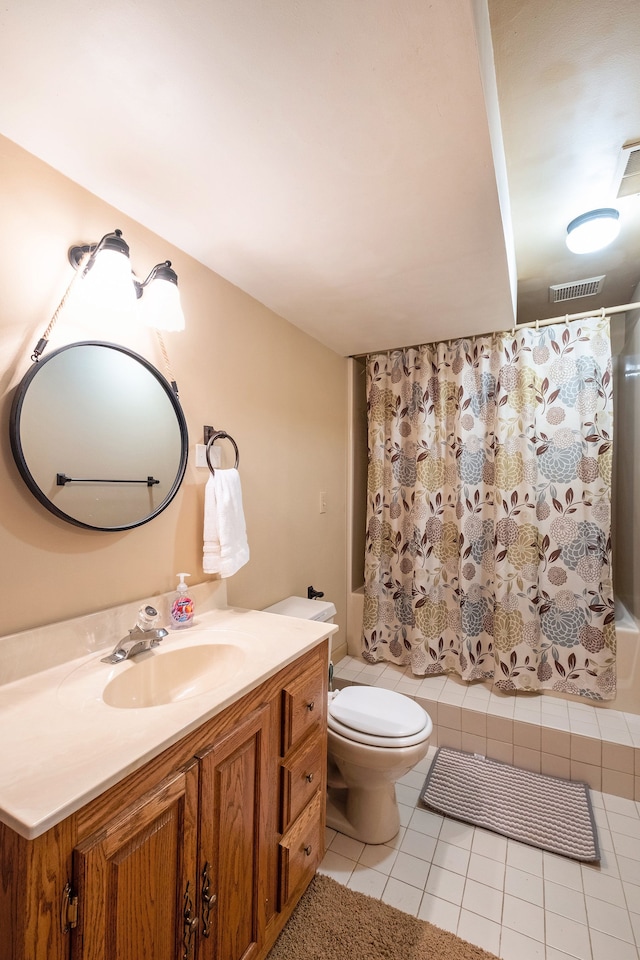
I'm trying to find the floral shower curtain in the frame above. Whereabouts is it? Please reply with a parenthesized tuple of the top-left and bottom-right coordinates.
(362, 316, 615, 700)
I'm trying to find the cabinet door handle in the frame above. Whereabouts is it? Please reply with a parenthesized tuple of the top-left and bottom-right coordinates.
(305, 772, 314, 783)
(201, 861, 217, 939)
(183, 881, 198, 959)
(307, 700, 315, 711)
(304, 845, 312, 857)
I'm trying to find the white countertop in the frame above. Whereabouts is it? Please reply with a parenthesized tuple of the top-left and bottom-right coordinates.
(0, 605, 336, 840)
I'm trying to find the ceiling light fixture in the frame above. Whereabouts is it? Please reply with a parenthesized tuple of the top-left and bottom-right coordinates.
(68, 229, 185, 331)
(565, 207, 620, 254)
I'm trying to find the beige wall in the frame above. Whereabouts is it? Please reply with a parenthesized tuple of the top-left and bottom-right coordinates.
(0, 135, 348, 651)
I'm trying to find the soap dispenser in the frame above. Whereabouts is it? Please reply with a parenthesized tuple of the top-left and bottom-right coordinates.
(170, 573, 194, 629)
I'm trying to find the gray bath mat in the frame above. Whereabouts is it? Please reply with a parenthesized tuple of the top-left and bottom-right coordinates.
(420, 747, 599, 862)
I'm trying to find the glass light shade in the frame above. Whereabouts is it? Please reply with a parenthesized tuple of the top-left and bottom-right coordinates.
(80, 247, 139, 314)
(141, 276, 186, 331)
(565, 208, 620, 254)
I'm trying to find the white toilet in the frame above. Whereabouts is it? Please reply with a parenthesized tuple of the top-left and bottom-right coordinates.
(262, 596, 433, 845)
(326, 685, 432, 844)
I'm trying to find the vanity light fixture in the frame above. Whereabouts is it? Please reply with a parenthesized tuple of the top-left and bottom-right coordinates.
(565, 207, 620, 254)
(135, 261, 186, 332)
(68, 229, 138, 314)
(68, 229, 185, 332)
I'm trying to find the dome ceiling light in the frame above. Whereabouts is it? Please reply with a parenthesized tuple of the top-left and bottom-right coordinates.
(565, 207, 620, 254)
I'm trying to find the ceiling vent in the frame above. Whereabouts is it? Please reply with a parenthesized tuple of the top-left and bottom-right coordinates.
(549, 275, 605, 303)
(614, 139, 640, 199)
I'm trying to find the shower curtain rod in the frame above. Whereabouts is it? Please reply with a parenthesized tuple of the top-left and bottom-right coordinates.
(350, 299, 640, 360)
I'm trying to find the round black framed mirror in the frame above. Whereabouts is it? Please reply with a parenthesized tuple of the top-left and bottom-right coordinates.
(10, 341, 188, 530)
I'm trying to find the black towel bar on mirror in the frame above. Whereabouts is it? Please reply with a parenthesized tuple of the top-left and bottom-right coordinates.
(205, 430, 239, 476)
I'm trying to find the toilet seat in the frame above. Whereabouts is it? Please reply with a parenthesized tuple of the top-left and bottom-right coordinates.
(328, 686, 432, 748)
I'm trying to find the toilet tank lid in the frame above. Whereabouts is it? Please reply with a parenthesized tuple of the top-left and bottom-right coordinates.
(329, 686, 428, 738)
(262, 596, 337, 622)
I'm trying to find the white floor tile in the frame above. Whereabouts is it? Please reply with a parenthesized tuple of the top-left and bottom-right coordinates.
(544, 879, 587, 923)
(506, 839, 544, 877)
(390, 850, 431, 890)
(505, 865, 544, 906)
(438, 817, 475, 850)
(395, 783, 421, 807)
(582, 868, 626, 907)
(544, 912, 592, 960)
(347, 865, 387, 899)
(589, 928, 639, 960)
(618, 855, 640, 886)
(329, 832, 365, 862)
(317, 849, 356, 884)
(585, 895, 635, 943)
(398, 827, 437, 863)
(472, 826, 508, 863)
(432, 839, 471, 876)
(407, 806, 444, 838)
(467, 851, 506, 891)
(545, 949, 587, 960)
(457, 908, 502, 956)
(613, 833, 640, 862)
(417, 893, 460, 933)
(502, 893, 545, 942)
(498, 926, 545, 960)
(462, 877, 503, 923)
(424, 864, 465, 905)
(381, 876, 423, 916)
(604, 795, 639, 818)
(623, 880, 640, 915)
(543, 851, 585, 891)
(609, 811, 640, 840)
(358, 842, 399, 874)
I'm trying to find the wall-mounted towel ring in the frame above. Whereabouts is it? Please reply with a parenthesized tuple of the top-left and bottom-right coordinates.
(206, 430, 239, 476)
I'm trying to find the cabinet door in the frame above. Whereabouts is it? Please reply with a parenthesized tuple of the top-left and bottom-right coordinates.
(71, 759, 199, 960)
(198, 704, 270, 960)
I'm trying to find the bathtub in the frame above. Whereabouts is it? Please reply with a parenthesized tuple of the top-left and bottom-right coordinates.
(346, 590, 640, 715)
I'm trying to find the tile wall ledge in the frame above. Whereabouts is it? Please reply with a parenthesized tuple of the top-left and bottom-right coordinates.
(333, 656, 640, 804)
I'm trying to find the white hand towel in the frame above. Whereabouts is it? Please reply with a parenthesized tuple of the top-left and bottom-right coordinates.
(203, 468, 250, 577)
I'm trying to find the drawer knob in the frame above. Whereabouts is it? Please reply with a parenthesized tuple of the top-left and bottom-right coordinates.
(304, 845, 313, 857)
(307, 700, 315, 712)
(305, 772, 314, 783)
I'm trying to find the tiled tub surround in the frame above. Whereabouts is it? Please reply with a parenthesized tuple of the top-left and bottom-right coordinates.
(333, 657, 640, 803)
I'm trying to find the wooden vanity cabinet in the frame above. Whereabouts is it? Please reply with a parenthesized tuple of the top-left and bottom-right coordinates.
(70, 760, 200, 960)
(0, 640, 329, 960)
(196, 704, 270, 960)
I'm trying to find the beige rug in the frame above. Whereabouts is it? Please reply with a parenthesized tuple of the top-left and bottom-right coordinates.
(421, 747, 599, 862)
(267, 873, 499, 960)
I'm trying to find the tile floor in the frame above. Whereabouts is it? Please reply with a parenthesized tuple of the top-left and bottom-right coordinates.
(318, 746, 640, 960)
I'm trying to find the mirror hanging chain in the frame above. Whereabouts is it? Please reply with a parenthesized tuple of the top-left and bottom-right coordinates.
(31, 250, 90, 361)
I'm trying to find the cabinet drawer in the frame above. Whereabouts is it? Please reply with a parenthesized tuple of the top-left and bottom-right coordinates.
(278, 790, 323, 909)
(281, 659, 326, 753)
(281, 730, 325, 832)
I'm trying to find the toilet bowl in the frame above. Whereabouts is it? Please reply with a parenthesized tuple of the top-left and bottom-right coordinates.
(261, 596, 432, 845)
(326, 685, 432, 844)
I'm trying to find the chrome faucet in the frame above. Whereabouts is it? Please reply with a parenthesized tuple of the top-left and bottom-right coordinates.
(101, 605, 168, 664)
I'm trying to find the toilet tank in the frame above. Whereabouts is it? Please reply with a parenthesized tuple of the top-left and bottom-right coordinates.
(262, 595, 337, 656)
(262, 595, 336, 622)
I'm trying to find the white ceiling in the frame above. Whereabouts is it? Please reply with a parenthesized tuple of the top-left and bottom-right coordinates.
(0, 0, 638, 356)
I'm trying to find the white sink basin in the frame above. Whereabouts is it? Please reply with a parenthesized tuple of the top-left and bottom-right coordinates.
(102, 643, 245, 708)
